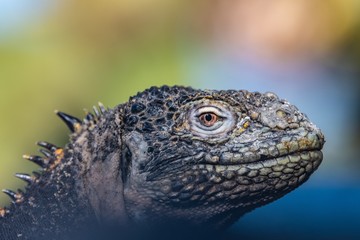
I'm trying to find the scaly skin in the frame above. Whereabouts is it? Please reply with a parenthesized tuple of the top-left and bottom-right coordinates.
(0, 86, 325, 239)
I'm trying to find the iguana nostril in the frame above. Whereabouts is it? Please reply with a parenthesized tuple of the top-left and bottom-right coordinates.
(260, 108, 290, 129)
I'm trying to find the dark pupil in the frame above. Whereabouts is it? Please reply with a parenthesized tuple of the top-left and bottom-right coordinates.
(205, 114, 213, 122)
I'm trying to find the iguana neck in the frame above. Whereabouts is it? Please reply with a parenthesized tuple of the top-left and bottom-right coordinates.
(72, 105, 129, 225)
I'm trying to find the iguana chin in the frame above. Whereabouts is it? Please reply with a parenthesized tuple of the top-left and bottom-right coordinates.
(0, 86, 324, 239)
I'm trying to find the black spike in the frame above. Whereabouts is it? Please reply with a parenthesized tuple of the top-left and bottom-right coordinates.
(37, 141, 59, 152)
(39, 149, 52, 158)
(15, 173, 34, 184)
(98, 102, 106, 114)
(82, 109, 89, 124)
(23, 154, 47, 168)
(2, 189, 17, 202)
(93, 105, 100, 117)
(55, 111, 82, 132)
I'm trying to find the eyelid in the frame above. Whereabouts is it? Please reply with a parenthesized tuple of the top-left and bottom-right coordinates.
(196, 106, 225, 118)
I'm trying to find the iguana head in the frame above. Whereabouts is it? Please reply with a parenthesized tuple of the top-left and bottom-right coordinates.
(120, 86, 324, 228)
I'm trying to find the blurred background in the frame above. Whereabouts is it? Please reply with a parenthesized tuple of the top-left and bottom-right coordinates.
(0, 0, 359, 239)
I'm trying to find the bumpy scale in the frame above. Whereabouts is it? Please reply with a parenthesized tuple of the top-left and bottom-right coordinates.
(0, 86, 325, 239)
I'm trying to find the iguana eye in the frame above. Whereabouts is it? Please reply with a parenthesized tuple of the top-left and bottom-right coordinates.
(188, 104, 236, 137)
(198, 113, 219, 127)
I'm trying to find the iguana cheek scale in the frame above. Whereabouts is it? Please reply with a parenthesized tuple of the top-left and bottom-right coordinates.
(0, 86, 325, 239)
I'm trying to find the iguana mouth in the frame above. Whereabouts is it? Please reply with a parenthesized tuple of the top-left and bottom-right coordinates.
(200, 131, 324, 167)
(243, 149, 322, 169)
(198, 150, 322, 172)
(247, 145, 324, 167)
(253, 131, 324, 167)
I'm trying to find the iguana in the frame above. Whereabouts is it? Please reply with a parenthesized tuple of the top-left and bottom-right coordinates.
(0, 86, 324, 239)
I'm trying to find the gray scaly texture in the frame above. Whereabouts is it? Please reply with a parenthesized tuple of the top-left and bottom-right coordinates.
(0, 86, 325, 239)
